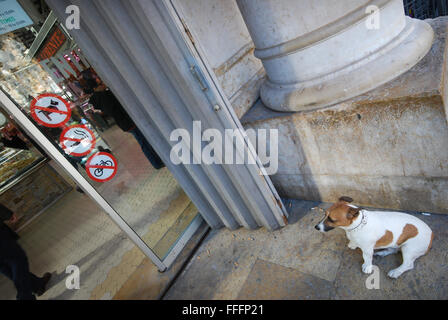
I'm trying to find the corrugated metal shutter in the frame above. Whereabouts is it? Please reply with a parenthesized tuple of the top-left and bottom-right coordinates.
(46, 0, 288, 230)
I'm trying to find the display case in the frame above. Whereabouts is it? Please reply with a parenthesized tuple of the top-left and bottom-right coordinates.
(0, 145, 72, 231)
(0, 147, 47, 194)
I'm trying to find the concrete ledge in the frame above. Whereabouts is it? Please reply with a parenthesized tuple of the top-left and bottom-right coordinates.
(230, 68, 266, 119)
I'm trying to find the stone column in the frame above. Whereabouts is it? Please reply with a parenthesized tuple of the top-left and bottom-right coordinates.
(236, 0, 434, 112)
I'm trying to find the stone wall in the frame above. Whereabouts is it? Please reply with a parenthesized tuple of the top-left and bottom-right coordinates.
(242, 18, 448, 214)
(171, 0, 264, 118)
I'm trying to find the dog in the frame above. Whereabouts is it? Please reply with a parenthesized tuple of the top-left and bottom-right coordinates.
(314, 196, 434, 278)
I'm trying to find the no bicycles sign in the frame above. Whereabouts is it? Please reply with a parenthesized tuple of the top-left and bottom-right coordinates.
(60, 125, 96, 157)
(30, 93, 72, 128)
(85, 152, 118, 183)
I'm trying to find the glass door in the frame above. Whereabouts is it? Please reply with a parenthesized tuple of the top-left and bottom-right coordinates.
(0, 3, 204, 271)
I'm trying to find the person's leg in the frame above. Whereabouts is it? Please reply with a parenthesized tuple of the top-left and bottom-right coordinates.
(0, 260, 13, 281)
(0, 261, 19, 299)
(129, 128, 165, 169)
(33, 272, 52, 296)
(92, 113, 108, 131)
(2, 244, 51, 300)
(3, 251, 36, 300)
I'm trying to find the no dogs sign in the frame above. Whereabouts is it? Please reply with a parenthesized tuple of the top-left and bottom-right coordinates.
(85, 152, 118, 183)
(30, 93, 71, 128)
(60, 125, 96, 157)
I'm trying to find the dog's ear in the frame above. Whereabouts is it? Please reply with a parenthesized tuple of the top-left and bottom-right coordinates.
(346, 207, 360, 220)
(339, 196, 353, 203)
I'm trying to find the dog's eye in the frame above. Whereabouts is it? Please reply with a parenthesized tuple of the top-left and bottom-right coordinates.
(327, 216, 336, 223)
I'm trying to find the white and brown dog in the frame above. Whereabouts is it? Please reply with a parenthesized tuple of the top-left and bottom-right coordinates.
(315, 196, 434, 278)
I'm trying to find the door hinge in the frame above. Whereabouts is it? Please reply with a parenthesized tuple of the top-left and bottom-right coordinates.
(190, 65, 209, 92)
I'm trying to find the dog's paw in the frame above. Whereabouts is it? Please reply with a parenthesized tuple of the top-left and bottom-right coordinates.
(387, 269, 403, 279)
(362, 263, 373, 274)
(348, 242, 357, 250)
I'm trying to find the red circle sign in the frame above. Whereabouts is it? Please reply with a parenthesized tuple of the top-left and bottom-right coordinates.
(60, 125, 96, 157)
(85, 152, 118, 183)
(30, 93, 71, 128)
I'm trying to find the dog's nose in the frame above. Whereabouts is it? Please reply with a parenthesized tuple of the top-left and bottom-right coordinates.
(314, 225, 320, 231)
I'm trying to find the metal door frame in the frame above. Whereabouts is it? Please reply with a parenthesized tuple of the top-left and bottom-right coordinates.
(0, 88, 201, 272)
(165, 0, 284, 210)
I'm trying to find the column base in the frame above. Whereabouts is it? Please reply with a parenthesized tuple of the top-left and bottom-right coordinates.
(261, 17, 434, 112)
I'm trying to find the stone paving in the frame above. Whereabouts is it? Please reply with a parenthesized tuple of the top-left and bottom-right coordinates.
(164, 199, 448, 300)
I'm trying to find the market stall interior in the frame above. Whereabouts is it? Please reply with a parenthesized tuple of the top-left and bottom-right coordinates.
(0, 0, 203, 300)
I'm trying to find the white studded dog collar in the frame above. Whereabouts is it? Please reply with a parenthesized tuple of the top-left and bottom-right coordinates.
(346, 210, 367, 232)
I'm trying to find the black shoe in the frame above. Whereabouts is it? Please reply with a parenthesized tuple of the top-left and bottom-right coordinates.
(35, 273, 52, 297)
(76, 186, 85, 194)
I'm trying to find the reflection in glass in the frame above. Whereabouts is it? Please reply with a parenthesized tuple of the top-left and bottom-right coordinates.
(0, 13, 199, 262)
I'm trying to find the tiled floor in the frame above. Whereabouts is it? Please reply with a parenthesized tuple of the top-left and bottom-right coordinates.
(112, 221, 209, 300)
(0, 125, 198, 300)
(236, 259, 334, 299)
(164, 199, 448, 300)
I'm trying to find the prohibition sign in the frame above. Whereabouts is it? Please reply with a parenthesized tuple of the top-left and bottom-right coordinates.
(30, 93, 71, 128)
(85, 152, 118, 183)
(60, 125, 96, 157)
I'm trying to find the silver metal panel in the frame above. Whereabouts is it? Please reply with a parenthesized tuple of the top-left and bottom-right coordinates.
(163, 0, 289, 227)
(46, 0, 288, 231)
(27, 11, 58, 60)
